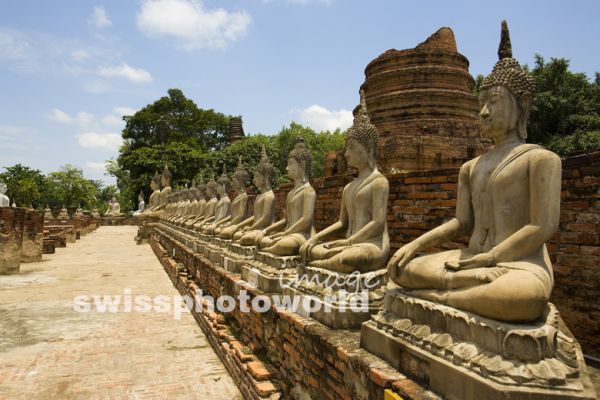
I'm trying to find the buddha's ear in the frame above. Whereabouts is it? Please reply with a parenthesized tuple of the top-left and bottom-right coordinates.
(517, 94, 532, 140)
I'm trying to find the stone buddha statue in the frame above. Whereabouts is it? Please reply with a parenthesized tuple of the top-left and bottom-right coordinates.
(43, 205, 54, 222)
(193, 177, 218, 230)
(57, 206, 70, 220)
(170, 185, 191, 223)
(0, 181, 9, 207)
(133, 191, 145, 216)
(387, 21, 561, 323)
(203, 166, 232, 235)
(299, 90, 389, 273)
(147, 171, 161, 211)
(184, 180, 207, 228)
(175, 180, 196, 225)
(156, 164, 173, 214)
(105, 197, 122, 217)
(231, 146, 276, 245)
(259, 136, 316, 256)
(217, 157, 250, 238)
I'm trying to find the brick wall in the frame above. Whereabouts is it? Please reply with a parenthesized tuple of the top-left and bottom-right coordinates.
(21, 209, 43, 262)
(273, 150, 600, 356)
(153, 235, 434, 400)
(0, 207, 26, 274)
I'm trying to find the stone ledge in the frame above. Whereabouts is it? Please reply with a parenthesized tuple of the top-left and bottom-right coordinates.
(360, 289, 596, 400)
(151, 231, 439, 400)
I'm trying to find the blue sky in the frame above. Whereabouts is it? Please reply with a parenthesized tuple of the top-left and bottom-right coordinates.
(1, 0, 599, 185)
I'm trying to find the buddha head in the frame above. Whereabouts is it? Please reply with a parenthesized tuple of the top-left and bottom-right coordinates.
(0, 180, 7, 195)
(479, 20, 535, 143)
(254, 145, 274, 191)
(232, 156, 250, 192)
(206, 175, 218, 198)
(195, 176, 207, 200)
(150, 170, 161, 191)
(344, 89, 379, 170)
(161, 164, 172, 188)
(288, 136, 312, 183)
(217, 165, 231, 196)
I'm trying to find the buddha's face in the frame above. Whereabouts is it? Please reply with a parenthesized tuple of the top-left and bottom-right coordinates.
(479, 86, 519, 142)
(0, 183, 6, 194)
(150, 180, 158, 191)
(197, 190, 205, 200)
(217, 184, 225, 195)
(344, 138, 368, 169)
(254, 172, 264, 189)
(161, 176, 169, 188)
(287, 158, 303, 182)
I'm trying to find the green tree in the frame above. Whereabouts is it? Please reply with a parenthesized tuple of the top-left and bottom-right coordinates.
(44, 165, 101, 210)
(115, 88, 232, 206)
(121, 88, 230, 151)
(528, 55, 600, 147)
(0, 164, 45, 208)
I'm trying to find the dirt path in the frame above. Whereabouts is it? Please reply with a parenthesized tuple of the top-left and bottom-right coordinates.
(0, 226, 241, 400)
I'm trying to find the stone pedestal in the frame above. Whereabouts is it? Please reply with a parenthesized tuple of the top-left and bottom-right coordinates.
(0, 207, 25, 275)
(360, 288, 596, 400)
(21, 209, 43, 262)
(220, 241, 255, 273)
(101, 216, 126, 226)
(284, 264, 388, 329)
(240, 252, 300, 293)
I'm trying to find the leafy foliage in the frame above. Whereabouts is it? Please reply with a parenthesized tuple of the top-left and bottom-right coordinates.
(113, 89, 346, 204)
(43, 165, 101, 210)
(0, 164, 45, 207)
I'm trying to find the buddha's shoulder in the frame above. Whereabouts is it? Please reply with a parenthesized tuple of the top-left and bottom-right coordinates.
(526, 146, 561, 162)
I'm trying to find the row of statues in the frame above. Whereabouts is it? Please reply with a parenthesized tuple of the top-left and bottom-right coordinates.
(146, 21, 595, 399)
(147, 21, 561, 326)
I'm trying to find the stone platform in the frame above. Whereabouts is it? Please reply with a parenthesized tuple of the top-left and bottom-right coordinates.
(361, 288, 596, 400)
(284, 264, 388, 330)
(151, 229, 437, 400)
(240, 252, 301, 294)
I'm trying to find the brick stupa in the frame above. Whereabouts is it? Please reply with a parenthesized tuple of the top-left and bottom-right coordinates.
(361, 27, 490, 172)
(228, 116, 245, 144)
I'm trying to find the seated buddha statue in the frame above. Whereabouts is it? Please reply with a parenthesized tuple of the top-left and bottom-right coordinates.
(173, 185, 194, 224)
(387, 22, 561, 323)
(0, 181, 9, 207)
(299, 90, 389, 273)
(203, 167, 232, 235)
(176, 180, 197, 226)
(184, 180, 207, 228)
(147, 171, 161, 211)
(43, 205, 54, 222)
(155, 165, 173, 217)
(232, 146, 276, 245)
(57, 206, 70, 220)
(216, 157, 249, 238)
(193, 177, 218, 231)
(133, 191, 145, 216)
(166, 188, 185, 223)
(259, 136, 316, 256)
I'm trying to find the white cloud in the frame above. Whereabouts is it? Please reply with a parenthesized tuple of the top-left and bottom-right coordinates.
(97, 63, 153, 83)
(48, 109, 96, 127)
(101, 114, 123, 127)
(0, 28, 39, 73)
(136, 0, 251, 50)
(48, 108, 73, 123)
(113, 106, 137, 116)
(89, 6, 112, 28)
(77, 132, 122, 151)
(85, 161, 108, 172)
(295, 104, 353, 132)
